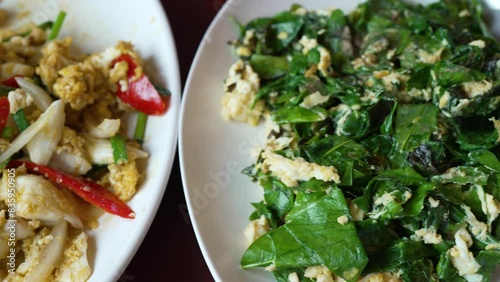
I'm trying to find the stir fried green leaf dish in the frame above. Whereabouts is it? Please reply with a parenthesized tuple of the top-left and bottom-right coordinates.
(220, 0, 500, 281)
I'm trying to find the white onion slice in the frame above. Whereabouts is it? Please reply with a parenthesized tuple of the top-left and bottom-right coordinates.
(84, 113, 121, 139)
(23, 220, 68, 282)
(50, 151, 92, 175)
(27, 100, 65, 165)
(83, 134, 149, 165)
(15, 77, 53, 111)
(0, 100, 64, 164)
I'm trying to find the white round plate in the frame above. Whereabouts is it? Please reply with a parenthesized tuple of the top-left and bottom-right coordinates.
(0, 0, 180, 281)
(180, 0, 499, 281)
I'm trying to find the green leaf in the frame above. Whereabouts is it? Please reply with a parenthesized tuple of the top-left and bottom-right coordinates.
(432, 166, 489, 186)
(436, 250, 459, 280)
(272, 107, 327, 124)
(433, 61, 486, 87)
(355, 219, 399, 256)
(469, 150, 500, 172)
(241, 189, 368, 282)
(380, 101, 397, 135)
(475, 250, 500, 281)
(260, 176, 295, 220)
(403, 182, 435, 216)
(249, 201, 278, 229)
(249, 55, 289, 79)
(370, 239, 436, 272)
(394, 103, 438, 152)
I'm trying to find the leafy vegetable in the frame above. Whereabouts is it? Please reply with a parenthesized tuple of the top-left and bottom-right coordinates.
(241, 189, 368, 282)
(229, 0, 500, 280)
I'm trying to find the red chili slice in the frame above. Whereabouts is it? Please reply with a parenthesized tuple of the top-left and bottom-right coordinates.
(8, 160, 135, 219)
(112, 54, 168, 115)
(0, 97, 9, 132)
(2, 76, 21, 88)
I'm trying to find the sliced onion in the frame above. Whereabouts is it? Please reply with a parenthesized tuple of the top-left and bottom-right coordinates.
(23, 220, 67, 282)
(0, 100, 64, 164)
(27, 99, 65, 165)
(15, 77, 53, 111)
(83, 134, 148, 165)
(83, 112, 120, 138)
(5, 218, 35, 240)
(0, 63, 34, 81)
(50, 151, 92, 175)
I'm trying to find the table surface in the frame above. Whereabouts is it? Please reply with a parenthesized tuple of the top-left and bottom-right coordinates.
(124, 1, 225, 281)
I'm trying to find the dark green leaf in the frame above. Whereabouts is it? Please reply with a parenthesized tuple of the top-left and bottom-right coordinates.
(241, 189, 368, 282)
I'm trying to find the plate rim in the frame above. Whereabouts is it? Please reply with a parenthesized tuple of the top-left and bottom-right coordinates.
(178, 0, 236, 281)
(179, 0, 500, 281)
(105, 0, 182, 280)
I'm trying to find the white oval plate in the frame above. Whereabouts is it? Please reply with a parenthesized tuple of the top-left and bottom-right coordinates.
(0, 0, 180, 281)
(180, 0, 500, 281)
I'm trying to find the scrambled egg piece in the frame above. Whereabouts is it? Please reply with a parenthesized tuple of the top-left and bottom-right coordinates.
(53, 232, 92, 282)
(450, 227, 483, 281)
(109, 60, 129, 90)
(87, 41, 143, 96)
(0, 26, 46, 65)
(411, 228, 443, 244)
(53, 59, 108, 110)
(221, 60, 264, 126)
(7, 88, 33, 114)
(56, 127, 87, 158)
(288, 272, 300, 282)
(359, 272, 401, 282)
(106, 160, 141, 201)
(300, 91, 329, 109)
(244, 215, 269, 244)
(36, 38, 79, 92)
(304, 265, 335, 282)
(261, 150, 340, 187)
(8, 175, 83, 228)
(51, 127, 92, 175)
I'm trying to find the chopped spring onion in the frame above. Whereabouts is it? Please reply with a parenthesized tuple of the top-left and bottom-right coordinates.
(2, 21, 54, 43)
(151, 80, 171, 96)
(0, 159, 9, 170)
(32, 75, 44, 87)
(133, 112, 148, 144)
(14, 109, 29, 131)
(47, 11, 66, 41)
(38, 21, 54, 30)
(1, 126, 13, 139)
(0, 85, 15, 95)
(110, 134, 128, 164)
(83, 134, 148, 165)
